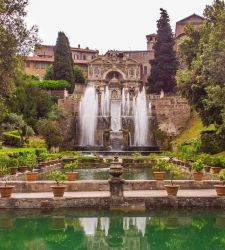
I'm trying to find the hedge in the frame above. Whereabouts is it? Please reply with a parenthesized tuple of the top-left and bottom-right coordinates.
(0, 148, 47, 158)
(200, 130, 221, 154)
(37, 80, 70, 90)
(3, 130, 21, 147)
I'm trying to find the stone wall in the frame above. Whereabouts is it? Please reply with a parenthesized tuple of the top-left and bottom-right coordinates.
(1, 180, 221, 193)
(151, 96, 191, 136)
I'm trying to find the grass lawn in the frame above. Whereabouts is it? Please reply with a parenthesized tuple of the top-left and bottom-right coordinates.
(174, 112, 215, 145)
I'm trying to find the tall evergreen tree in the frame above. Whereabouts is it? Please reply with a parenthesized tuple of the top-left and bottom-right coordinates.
(53, 32, 74, 93)
(148, 8, 178, 93)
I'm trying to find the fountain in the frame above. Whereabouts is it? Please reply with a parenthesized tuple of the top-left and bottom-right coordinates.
(133, 87, 149, 146)
(79, 86, 98, 146)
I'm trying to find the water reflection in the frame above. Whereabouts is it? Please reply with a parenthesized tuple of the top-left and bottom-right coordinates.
(0, 210, 224, 250)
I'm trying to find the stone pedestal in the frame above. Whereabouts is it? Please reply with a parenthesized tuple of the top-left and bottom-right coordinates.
(109, 157, 124, 199)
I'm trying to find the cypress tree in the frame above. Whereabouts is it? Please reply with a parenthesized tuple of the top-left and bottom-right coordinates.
(53, 32, 74, 93)
(148, 8, 178, 93)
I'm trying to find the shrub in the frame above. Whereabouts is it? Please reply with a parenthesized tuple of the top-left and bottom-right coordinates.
(28, 137, 47, 148)
(0, 155, 9, 167)
(64, 160, 79, 172)
(3, 130, 21, 147)
(200, 130, 221, 154)
(219, 169, 225, 185)
(152, 159, 169, 172)
(37, 80, 69, 90)
(165, 164, 183, 185)
(37, 119, 63, 148)
(192, 159, 204, 172)
(7, 158, 19, 168)
(209, 156, 225, 168)
(79, 156, 96, 163)
(48, 170, 67, 185)
(0, 148, 46, 158)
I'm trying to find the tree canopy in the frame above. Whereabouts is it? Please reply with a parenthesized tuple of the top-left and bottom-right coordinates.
(148, 8, 178, 93)
(176, 0, 225, 146)
(53, 32, 74, 93)
(0, 0, 39, 98)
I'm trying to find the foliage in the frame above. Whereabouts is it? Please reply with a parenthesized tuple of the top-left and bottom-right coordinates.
(0, 165, 9, 183)
(192, 159, 204, 172)
(59, 151, 83, 157)
(152, 159, 169, 172)
(64, 160, 79, 172)
(37, 119, 63, 148)
(8, 83, 53, 129)
(148, 8, 178, 93)
(79, 156, 96, 163)
(2, 114, 34, 145)
(53, 32, 74, 93)
(176, 0, 225, 153)
(0, 154, 9, 168)
(44, 65, 54, 80)
(48, 170, 67, 185)
(3, 130, 21, 147)
(0, 0, 40, 98)
(39, 152, 59, 161)
(178, 139, 201, 157)
(219, 169, 225, 185)
(132, 152, 141, 158)
(208, 156, 225, 168)
(200, 130, 222, 153)
(37, 80, 69, 90)
(7, 158, 18, 168)
(18, 153, 37, 168)
(28, 137, 47, 149)
(196, 153, 211, 165)
(0, 147, 46, 158)
(0, 97, 8, 126)
(73, 66, 85, 84)
(165, 164, 183, 185)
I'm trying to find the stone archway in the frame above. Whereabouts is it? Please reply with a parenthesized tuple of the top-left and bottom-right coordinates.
(103, 68, 126, 81)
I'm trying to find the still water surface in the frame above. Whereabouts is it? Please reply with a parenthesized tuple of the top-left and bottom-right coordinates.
(0, 209, 224, 250)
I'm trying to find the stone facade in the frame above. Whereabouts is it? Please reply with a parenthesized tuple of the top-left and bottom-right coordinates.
(151, 96, 191, 136)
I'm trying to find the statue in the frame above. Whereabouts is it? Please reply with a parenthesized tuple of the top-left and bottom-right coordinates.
(64, 88, 68, 98)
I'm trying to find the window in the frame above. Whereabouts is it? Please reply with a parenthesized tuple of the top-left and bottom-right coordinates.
(143, 52, 148, 58)
(41, 63, 45, 69)
(144, 66, 148, 75)
(83, 55, 86, 60)
(26, 62, 30, 68)
(35, 63, 40, 69)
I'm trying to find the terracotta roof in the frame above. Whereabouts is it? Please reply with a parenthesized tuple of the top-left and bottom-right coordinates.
(146, 33, 157, 37)
(26, 56, 89, 65)
(176, 14, 204, 24)
(35, 44, 98, 53)
(26, 56, 54, 62)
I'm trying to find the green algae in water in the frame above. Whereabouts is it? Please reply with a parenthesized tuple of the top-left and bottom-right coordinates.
(0, 209, 224, 250)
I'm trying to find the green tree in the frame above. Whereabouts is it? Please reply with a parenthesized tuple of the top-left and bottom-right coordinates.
(44, 65, 54, 80)
(176, 0, 225, 151)
(9, 82, 53, 129)
(148, 8, 178, 93)
(37, 119, 63, 148)
(53, 32, 74, 93)
(0, 0, 39, 98)
(2, 113, 34, 144)
(73, 66, 85, 84)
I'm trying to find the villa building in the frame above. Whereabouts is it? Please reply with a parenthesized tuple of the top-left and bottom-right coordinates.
(25, 44, 99, 79)
(24, 14, 204, 82)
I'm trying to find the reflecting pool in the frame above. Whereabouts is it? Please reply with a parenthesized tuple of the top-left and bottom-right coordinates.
(0, 209, 224, 250)
(41, 167, 190, 181)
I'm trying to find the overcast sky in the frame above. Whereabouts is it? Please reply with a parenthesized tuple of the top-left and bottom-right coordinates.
(26, 0, 213, 54)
